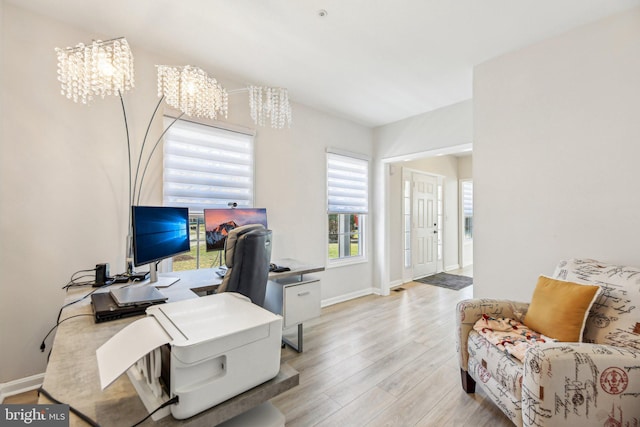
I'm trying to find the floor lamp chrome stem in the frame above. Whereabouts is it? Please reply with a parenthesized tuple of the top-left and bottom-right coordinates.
(136, 113, 185, 206)
(132, 95, 165, 206)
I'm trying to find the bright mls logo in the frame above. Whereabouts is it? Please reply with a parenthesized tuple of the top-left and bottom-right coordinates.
(1, 404, 69, 426)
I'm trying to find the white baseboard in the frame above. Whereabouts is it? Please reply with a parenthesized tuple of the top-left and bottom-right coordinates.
(388, 279, 404, 289)
(0, 373, 44, 403)
(445, 264, 461, 272)
(321, 288, 375, 307)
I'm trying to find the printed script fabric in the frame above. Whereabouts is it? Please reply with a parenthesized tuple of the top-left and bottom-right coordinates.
(553, 258, 640, 349)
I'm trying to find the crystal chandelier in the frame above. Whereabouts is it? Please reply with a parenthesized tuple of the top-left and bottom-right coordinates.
(248, 86, 292, 128)
(55, 38, 134, 104)
(157, 65, 228, 120)
(56, 37, 291, 128)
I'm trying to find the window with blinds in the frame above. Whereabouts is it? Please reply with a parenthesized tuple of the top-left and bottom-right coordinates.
(462, 180, 473, 240)
(162, 117, 255, 271)
(327, 152, 368, 262)
(163, 117, 255, 214)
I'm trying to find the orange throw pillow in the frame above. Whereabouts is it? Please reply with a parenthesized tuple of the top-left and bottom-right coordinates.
(524, 275, 600, 342)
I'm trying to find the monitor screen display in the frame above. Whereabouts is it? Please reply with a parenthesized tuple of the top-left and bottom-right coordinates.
(204, 208, 268, 251)
(132, 206, 191, 267)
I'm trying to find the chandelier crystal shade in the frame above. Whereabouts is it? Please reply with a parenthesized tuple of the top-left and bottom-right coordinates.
(56, 36, 292, 128)
(55, 38, 135, 104)
(157, 65, 228, 120)
(248, 86, 292, 129)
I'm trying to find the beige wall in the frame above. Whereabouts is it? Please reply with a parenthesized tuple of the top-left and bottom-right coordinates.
(0, 3, 373, 383)
(457, 155, 472, 180)
(374, 100, 473, 160)
(473, 7, 640, 301)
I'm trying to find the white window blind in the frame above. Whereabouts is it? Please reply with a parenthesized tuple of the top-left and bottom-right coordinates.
(462, 180, 473, 240)
(463, 181, 473, 217)
(163, 117, 254, 213)
(327, 152, 368, 214)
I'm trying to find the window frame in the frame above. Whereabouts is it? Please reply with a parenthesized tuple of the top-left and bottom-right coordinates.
(161, 115, 256, 271)
(326, 150, 369, 267)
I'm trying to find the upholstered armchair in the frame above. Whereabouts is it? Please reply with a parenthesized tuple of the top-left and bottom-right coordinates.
(456, 259, 640, 426)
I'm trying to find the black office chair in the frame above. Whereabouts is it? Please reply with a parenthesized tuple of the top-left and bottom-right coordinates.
(218, 224, 272, 306)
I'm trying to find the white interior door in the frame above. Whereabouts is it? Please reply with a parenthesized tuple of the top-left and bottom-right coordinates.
(412, 172, 438, 278)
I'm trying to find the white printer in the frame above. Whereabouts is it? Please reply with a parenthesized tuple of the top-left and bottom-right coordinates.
(96, 292, 283, 420)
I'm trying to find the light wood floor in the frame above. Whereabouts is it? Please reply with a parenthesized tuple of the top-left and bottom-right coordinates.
(5, 268, 512, 426)
(273, 275, 512, 426)
(2, 390, 38, 405)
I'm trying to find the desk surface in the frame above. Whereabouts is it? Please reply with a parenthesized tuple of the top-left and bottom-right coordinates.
(268, 258, 325, 281)
(38, 260, 322, 426)
(164, 258, 323, 296)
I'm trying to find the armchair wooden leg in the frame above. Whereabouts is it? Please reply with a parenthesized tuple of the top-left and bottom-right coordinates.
(460, 368, 476, 393)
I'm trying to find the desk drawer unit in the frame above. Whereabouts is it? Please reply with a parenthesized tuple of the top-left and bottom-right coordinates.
(264, 277, 321, 330)
(283, 280, 321, 329)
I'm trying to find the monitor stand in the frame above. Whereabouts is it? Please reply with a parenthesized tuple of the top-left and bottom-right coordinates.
(129, 271, 150, 281)
(149, 263, 180, 288)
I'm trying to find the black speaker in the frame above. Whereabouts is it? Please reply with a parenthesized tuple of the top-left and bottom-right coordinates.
(95, 263, 110, 287)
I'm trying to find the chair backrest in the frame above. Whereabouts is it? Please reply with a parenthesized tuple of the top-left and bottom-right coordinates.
(218, 224, 272, 306)
(552, 258, 640, 348)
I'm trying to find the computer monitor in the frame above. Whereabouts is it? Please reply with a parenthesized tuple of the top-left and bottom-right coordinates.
(204, 208, 268, 251)
(131, 206, 190, 287)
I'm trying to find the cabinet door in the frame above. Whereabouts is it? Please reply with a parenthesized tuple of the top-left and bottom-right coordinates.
(283, 280, 321, 329)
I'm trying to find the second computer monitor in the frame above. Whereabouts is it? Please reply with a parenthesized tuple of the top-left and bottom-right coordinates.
(204, 208, 268, 251)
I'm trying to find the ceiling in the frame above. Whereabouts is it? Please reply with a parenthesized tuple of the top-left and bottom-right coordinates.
(9, 0, 640, 127)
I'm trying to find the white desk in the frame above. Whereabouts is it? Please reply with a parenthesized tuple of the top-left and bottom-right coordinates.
(38, 268, 301, 426)
(129, 259, 323, 352)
